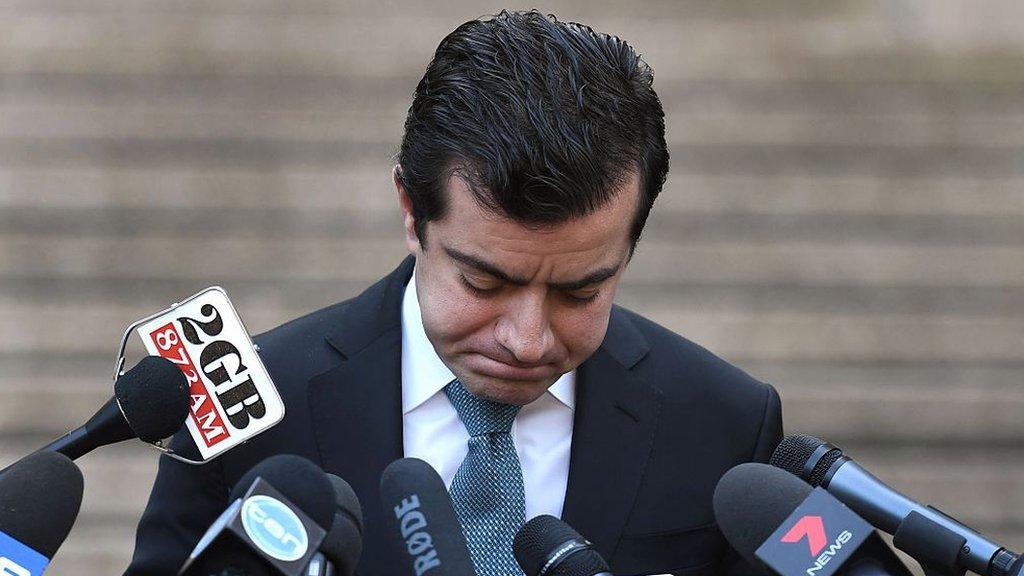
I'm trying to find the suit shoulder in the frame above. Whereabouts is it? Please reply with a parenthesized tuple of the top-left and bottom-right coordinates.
(616, 306, 774, 409)
(251, 299, 352, 383)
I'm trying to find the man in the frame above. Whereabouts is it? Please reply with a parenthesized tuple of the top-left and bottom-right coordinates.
(128, 11, 781, 575)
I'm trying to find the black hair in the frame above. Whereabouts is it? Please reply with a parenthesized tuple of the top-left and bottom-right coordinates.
(397, 10, 669, 252)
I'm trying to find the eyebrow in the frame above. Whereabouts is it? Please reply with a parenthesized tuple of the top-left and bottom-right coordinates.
(443, 246, 623, 291)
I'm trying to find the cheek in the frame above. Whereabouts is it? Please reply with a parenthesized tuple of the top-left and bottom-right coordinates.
(419, 275, 497, 346)
(551, 304, 613, 360)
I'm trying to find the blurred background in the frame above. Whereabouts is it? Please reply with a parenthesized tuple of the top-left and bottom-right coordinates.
(0, 0, 1022, 573)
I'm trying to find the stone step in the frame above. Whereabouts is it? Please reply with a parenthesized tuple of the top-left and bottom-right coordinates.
(2, 235, 1022, 287)
(39, 515, 141, 575)
(4, 277, 1023, 320)
(0, 439, 158, 519)
(0, 298, 1021, 362)
(2, 10, 1023, 83)
(1, 204, 1022, 246)
(0, 0, 870, 21)
(0, 104, 404, 144)
(5, 103, 1024, 149)
(2, 368, 1023, 442)
(2, 167, 1021, 218)
(4, 352, 1020, 402)
(4, 135, 1021, 176)
(4, 73, 1023, 118)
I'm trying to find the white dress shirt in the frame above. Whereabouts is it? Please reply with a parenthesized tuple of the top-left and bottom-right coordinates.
(401, 267, 575, 521)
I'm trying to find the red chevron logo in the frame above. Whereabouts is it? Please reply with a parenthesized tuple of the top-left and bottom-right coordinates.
(781, 515, 827, 556)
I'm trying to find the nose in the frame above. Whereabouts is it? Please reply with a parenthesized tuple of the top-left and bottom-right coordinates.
(494, 289, 554, 365)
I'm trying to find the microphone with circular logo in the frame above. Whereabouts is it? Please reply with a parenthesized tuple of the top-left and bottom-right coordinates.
(178, 454, 338, 576)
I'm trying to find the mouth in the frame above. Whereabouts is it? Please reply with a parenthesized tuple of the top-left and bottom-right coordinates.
(467, 354, 554, 382)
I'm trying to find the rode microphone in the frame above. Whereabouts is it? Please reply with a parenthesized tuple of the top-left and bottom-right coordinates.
(179, 454, 334, 576)
(713, 462, 914, 576)
(0, 452, 84, 575)
(771, 435, 1020, 576)
(1, 356, 189, 475)
(513, 515, 612, 576)
(379, 458, 474, 576)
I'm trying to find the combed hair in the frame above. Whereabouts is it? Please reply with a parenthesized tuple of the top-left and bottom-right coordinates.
(397, 10, 669, 251)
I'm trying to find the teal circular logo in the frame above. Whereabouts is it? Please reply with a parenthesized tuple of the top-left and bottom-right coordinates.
(240, 495, 309, 562)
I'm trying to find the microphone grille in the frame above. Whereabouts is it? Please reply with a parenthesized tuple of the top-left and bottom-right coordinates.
(114, 356, 190, 442)
(769, 434, 843, 487)
(513, 515, 609, 576)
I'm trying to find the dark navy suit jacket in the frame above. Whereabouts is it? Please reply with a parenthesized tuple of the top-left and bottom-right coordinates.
(126, 256, 782, 575)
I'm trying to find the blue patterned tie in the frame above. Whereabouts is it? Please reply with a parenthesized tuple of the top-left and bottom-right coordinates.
(445, 379, 526, 576)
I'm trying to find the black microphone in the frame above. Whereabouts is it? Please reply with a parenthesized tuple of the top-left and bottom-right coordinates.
(379, 458, 474, 576)
(179, 454, 335, 576)
(771, 434, 1020, 576)
(308, 474, 364, 576)
(513, 515, 612, 576)
(2, 356, 189, 472)
(713, 462, 913, 576)
(0, 451, 84, 574)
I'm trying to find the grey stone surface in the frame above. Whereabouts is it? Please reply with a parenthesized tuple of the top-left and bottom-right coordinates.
(0, 1, 1021, 574)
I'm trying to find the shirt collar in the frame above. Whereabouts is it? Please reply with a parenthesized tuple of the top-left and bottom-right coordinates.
(400, 266, 575, 415)
(401, 267, 457, 415)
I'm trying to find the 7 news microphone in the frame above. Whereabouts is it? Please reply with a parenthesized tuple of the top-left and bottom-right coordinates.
(179, 454, 363, 576)
(714, 462, 914, 576)
(772, 434, 1022, 576)
(0, 356, 189, 477)
(0, 452, 84, 575)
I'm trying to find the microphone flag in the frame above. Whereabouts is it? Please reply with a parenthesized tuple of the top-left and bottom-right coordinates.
(133, 286, 285, 462)
(757, 488, 880, 576)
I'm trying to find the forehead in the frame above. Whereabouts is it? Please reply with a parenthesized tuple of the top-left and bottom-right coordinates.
(430, 172, 639, 270)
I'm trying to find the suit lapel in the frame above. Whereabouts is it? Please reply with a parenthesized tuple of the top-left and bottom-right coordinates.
(562, 307, 663, 559)
(307, 257, 414, 575)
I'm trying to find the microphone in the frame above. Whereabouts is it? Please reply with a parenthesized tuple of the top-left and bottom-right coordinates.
(306, 474, 364, 576)
(179, 454, 334, 576)
(771, 434, 1020, 576)
(2, 356, 189, 473)
(379, 458, 474, 576)
(512, 515, 612, 576)
(713, 462, 914, 576)
(0, 451, 84, 575)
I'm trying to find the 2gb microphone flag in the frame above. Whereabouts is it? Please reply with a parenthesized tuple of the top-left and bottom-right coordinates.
(135, 287, 284, 462)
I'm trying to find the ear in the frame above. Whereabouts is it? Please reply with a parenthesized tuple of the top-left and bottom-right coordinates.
(394, 165, 422, 255)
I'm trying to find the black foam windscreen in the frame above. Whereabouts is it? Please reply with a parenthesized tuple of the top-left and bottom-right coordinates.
(321, 474, 363, 576)
(713, 462, 812, 567)
(0, 451, 84, 559)
(327, 473, 364, 534)
(769, 434, 844, 487)
(113, 355, 190, 442)
(379, 458, 474, 576)
(513, 514, 610, 576)
(229, 454, 335, 531)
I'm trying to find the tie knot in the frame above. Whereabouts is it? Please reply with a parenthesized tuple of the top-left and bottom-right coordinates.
(445, 379, 521, 436)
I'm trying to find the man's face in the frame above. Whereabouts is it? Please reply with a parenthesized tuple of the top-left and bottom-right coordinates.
(397, 168, 638, 406)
